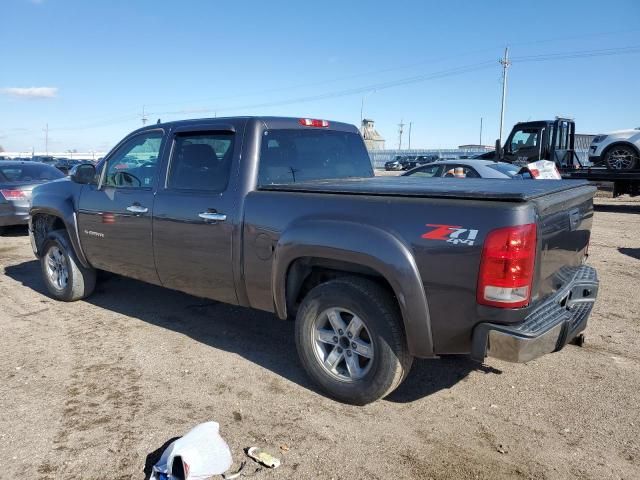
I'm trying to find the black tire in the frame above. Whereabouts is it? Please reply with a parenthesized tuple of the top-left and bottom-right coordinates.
(295, 276, 413, 405)
(0, 226, 5, 236)
(604, 145, 638, 170)
(40, 230, 96, 301)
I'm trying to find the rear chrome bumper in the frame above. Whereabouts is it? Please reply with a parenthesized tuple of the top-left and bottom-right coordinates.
(471, 265, 598, 363)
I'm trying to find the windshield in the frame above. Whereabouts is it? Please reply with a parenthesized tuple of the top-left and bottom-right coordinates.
(509, 128, 539, 152)
(258, 129, 373, 185)
(486, 162, 520, 177)
(0, 164, 65, 183)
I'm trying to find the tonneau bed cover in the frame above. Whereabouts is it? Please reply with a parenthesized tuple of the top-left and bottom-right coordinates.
(260, 177, 594, 202)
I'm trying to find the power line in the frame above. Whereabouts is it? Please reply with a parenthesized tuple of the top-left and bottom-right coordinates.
(151, 44, 640, 119)
(512, 45, 640, 63)
(16, 43, 640, 133)
(153, 61, 496, 118)
(141, 28, 640, 111)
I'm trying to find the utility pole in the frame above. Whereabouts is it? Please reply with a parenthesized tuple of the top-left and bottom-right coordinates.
(44, 123, 49, 155)
(479, 117, 483, 145)
(408, 122, 413, 150)
(141, 105, 148, 125)
(498, 47, 511, 145)
(398, 119, 405, 150)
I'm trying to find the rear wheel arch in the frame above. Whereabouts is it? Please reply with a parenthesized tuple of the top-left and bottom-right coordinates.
(273, 220, 435, 358)
(285, 257, 396, 317)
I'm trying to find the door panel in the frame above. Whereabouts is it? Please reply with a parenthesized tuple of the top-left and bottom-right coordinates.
(78, 186, 158, 283)
(77, 129, 164, 284)
(152, 130, 238, 304)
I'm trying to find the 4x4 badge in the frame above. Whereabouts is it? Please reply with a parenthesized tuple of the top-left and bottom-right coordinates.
(422, 224, 479, 246)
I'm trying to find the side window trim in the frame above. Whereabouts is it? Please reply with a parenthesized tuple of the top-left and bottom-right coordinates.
(98, 128, 165, 190)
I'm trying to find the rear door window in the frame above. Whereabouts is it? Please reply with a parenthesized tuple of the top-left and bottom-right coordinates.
(258, 129, 373, 185)
(167, 132, 234, 192)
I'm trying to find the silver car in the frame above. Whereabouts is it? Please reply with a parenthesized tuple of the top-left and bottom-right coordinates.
(0, 161, 64, 234)
(402, 159, 523, 179)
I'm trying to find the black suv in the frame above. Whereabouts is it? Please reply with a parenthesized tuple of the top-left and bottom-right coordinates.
(385, 155, 439, 171)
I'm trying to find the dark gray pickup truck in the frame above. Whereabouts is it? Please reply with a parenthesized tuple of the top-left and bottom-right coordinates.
(29, 116, 599, 404)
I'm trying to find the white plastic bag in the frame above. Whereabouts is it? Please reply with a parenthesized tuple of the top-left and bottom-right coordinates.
(526, 160, 561, 179)
(150, 421, 233, 480)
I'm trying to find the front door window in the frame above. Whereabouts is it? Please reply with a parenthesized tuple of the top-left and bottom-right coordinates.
(103, 131, 163, 188)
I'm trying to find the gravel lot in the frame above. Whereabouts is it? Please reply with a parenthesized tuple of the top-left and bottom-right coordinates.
(0, 196, 639, 480)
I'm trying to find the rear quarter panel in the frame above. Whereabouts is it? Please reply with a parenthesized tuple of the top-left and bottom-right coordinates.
(242, 190, 535, 355)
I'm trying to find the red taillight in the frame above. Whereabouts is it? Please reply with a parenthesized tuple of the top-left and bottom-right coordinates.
(477, 223, 537, 308)
(0, 189, 26, 200)
(299, 118, 329, 128)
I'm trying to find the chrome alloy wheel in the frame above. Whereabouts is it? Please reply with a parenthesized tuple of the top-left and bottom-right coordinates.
(45, 246, 69, 291)
(312, 307, 374, 382)
(608, 148, 636, 169)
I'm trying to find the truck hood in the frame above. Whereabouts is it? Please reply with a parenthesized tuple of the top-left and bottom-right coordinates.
(260, 177, 593, 202)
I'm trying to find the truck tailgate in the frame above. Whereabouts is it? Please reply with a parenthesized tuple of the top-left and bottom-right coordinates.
(532, 184, 596, 301)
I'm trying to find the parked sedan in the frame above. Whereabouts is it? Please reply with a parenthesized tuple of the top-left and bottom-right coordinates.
(402, 159, 522, 179)
(54, 158, 87, 175)
(384, 156, 405, 171)
(0, 161, 65, 234)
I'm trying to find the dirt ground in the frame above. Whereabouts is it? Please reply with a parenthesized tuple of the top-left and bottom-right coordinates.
(0, 196, 639, 480)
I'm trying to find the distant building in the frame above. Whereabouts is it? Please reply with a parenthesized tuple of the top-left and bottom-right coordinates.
(361, 119, 385, 150)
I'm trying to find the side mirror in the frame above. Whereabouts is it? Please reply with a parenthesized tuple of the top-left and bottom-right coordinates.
(70, 163, 97, 184)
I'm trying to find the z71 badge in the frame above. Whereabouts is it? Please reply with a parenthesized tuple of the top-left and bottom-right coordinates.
(421, 224, 479, 246)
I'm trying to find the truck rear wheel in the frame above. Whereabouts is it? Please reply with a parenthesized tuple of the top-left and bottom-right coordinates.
(295, 276, 413, 405)
(41, 230, 96, 301)
(604, 145, 638, 170)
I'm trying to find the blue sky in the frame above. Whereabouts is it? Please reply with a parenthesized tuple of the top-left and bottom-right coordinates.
(1, 0, 639, 153)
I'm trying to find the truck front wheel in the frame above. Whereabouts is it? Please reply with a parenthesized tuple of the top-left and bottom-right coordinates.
(41, 230, 96, 301)
(295, 276, 413, 405)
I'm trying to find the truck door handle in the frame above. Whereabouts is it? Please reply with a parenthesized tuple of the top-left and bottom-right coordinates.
(126, 204, 149, 214)
(198, 212, 227, 222)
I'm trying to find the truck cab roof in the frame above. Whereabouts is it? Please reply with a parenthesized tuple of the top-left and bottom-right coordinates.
(132, 116, 360, 135)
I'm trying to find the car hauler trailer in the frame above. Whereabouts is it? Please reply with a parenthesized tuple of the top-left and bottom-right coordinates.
(483, 117, 640, 198)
